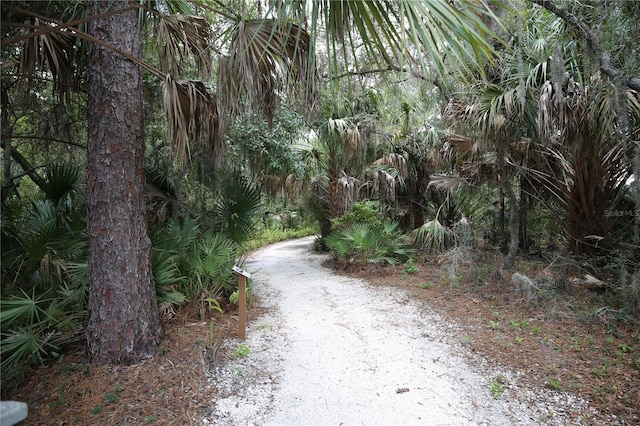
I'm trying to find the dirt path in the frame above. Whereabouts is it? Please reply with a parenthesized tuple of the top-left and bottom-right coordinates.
(202, 237, 588, 425)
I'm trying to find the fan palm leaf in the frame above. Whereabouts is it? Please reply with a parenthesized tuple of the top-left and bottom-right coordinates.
(154, 13, 214, 78)
(218, 19, 316, 134)
(0, 325, 59, 368)
(42, 163, 81, 209)
(17, 16, 75, 102)
(162, 75, 220, 165)
(214, 170, 262, 245)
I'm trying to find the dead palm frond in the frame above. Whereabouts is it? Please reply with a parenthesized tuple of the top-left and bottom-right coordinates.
(373, 153, 407, 177)
(162, 75, 220, 165)
(217, 19, 317, 134)
(19, 17, 75, 102)
(428, 174, 467, 192)
(342, 128, 361, 153)
(443, 133, 480, 156)
(337, 174, 359, 215)
(155, 13, 214, 78)
(284, 173, 301, 204)
(366, 169, 396, 203)
(322, 118, 363, 162)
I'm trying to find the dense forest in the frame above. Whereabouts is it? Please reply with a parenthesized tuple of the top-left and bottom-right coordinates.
(1, 0, 639, 421)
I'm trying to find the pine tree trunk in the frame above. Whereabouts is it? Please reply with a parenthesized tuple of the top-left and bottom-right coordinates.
(85, 0, 162, 364)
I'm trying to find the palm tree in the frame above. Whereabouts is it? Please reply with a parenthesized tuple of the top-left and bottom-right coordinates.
(440, 3, 557, 268)
(536, 73, 637, 254)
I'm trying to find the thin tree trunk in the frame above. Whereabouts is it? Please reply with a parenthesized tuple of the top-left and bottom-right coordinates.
(504, 187, 520, 270)
(497, 142, 519, 269)
(499, 195, 506, 249)
(1, 87, 14, 203)
(519, 177, 529, 252)
(85, 0, 162, 364)
(496, 143, 507, 250)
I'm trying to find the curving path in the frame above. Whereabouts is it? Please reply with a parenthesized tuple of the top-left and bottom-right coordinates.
(202, 237, 578, 426)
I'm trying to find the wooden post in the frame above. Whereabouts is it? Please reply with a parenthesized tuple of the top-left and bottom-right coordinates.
(232, 265, 252, 340)
(238, 274, 246, 340)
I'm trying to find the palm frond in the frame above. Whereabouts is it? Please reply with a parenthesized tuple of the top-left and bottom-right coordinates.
(43, 163, 81, 207)
(1, 325, 59, 368)
(411, 217, 453, 254)
(217, 19, 317, 134)
(373, 153, 407, 177)
(214, 170, 262, 245)
(19, 17, 75, 102)
(402, 1, 499, 78)
(0, 289, 53, 329)
(161, 75, 220, 165)
(155, 13, 213, 78)
(429, 174, 468, 191)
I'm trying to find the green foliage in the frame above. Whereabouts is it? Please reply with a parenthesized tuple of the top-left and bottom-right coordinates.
(229, 284, 253, 305)
(332, 200, 384, 231)
(0, 288, 76, 372)
(0, 289, 52, 329)
(403, 259, 419, 274)
(244, 225, 318, 252)
(214, 170, 262, 245)
(149, 218, 196, 308)
(50, 392, 67, 409)
(411, 217, 452, 254)
(326, 221, 413, 265)
(489, 375, 507, 398)
(189, 232, 237, 298)
(208, 322, 223, 350)
(233, 344, 250, 358)
(2, 163, 87, 294)
(305, 176, 331, 239)
(0, 325, 59, 369)
(43, 163, 82, 208)
(104, 392, 120, 403)
(225, 107, 306, 179)
(546, 376, 562, 391)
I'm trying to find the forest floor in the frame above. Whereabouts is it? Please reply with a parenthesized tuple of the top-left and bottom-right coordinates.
(7, 239, 640, 425)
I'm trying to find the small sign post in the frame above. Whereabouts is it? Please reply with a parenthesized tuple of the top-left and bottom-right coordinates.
(232, 265, 252, 340)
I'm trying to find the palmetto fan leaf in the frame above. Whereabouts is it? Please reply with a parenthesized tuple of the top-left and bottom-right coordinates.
(155, 13, 213, 78)
(214, 170, 262, 245)
(162, 75, 220, 165)
(397, 0, 498, 79)
(217, 19, 317, 134)
(0, 325, 59, 368)
(19, 16, 75, 102)
(43, 163, 81, 208)
(412, 217, 453, 254)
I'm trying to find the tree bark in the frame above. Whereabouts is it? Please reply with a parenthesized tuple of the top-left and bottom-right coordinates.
(85, 0, 162, 364)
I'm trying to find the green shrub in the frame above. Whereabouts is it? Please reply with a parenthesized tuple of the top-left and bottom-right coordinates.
(326, 221, 413, 265)
(331, 200, 384, 231)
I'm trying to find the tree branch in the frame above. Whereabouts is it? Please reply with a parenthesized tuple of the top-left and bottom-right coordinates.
(0, 137, 48, 193)
(325, 64, 454, 102)
(11, 135, 86, 149)
(530, 0, 640, 91)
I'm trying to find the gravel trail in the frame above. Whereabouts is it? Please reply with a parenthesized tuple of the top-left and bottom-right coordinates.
(202, 237, 592, 426)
